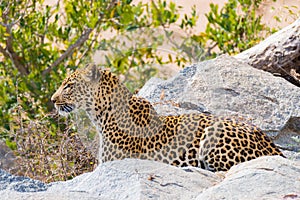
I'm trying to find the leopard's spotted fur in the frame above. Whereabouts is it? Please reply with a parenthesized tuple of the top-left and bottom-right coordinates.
(51, 64, 284, 171)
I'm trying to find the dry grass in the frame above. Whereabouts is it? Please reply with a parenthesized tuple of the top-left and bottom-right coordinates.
(6, 106, 98, 183)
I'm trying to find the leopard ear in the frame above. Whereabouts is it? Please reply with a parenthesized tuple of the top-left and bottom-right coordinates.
(82, 63, 101, 82)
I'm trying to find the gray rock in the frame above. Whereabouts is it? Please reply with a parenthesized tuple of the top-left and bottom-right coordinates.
(0, 141, 17, 172)
(51, 159, 220, 199)
(196, 156, 300, 200)
(0, 169, 47, 192)
(138, 55, 300, 149)
(0, 157, 299, 200)
(0, 159, 220, 200)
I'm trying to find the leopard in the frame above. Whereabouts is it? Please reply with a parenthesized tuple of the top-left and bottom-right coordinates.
(51, 64, 284, 172)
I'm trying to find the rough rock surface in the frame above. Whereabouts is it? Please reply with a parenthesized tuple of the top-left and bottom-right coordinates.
(0, 156, 299, 200)
(0, 159, 220, 200)
(235, 18, 300, 75)
(138, 55, 300, 150)
(0, 141, 17, 172)
(196, 156, 300, 200)
(235, 18, 300, 86)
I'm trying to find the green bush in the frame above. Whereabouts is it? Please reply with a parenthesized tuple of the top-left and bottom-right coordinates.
(194, 0, 275, 57)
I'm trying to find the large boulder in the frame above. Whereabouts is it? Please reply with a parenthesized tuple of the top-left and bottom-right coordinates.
(0, 159, 220, 200)
(0, 156, 299, 199)
(196, 156, 300, 200)
(138, 55, 300, 150)
(0, 141, 17, 172)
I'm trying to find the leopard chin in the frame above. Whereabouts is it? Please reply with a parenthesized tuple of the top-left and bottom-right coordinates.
(55, 104, 75, 116)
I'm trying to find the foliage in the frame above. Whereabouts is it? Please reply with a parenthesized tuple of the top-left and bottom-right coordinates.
(196, 0, 274, 56)
(97, 1, 201, 90)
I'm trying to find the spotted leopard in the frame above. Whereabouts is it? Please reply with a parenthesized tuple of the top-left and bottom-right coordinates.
(51, 64, 284, 172)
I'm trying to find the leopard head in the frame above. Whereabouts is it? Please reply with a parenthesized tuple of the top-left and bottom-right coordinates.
(51, 64, 101, 116)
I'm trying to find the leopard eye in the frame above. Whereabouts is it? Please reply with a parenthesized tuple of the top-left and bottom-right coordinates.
(63, 83, 74, 90)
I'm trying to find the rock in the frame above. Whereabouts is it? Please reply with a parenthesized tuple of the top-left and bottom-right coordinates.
(138, 55, 300, 150)
(0, 159, 220, 200)
(196, 156, 300, 200)
(50, 159, 220, 199)
(234, 18, 300, 87)
(0, 169, 47, 192)
(0, 157, 299, 199)
(0, 141, 17, 172)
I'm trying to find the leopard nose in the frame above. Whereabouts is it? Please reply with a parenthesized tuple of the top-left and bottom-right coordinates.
(51, 95, 57, 103)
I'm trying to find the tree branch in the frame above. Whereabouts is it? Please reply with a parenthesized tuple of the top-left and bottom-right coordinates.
(1, 0, 31, 76)
(0, 45, 9, 58)
(42, 0, 118, 77)
(5, 31, 29, 75)
(41, 28, 93, 76)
